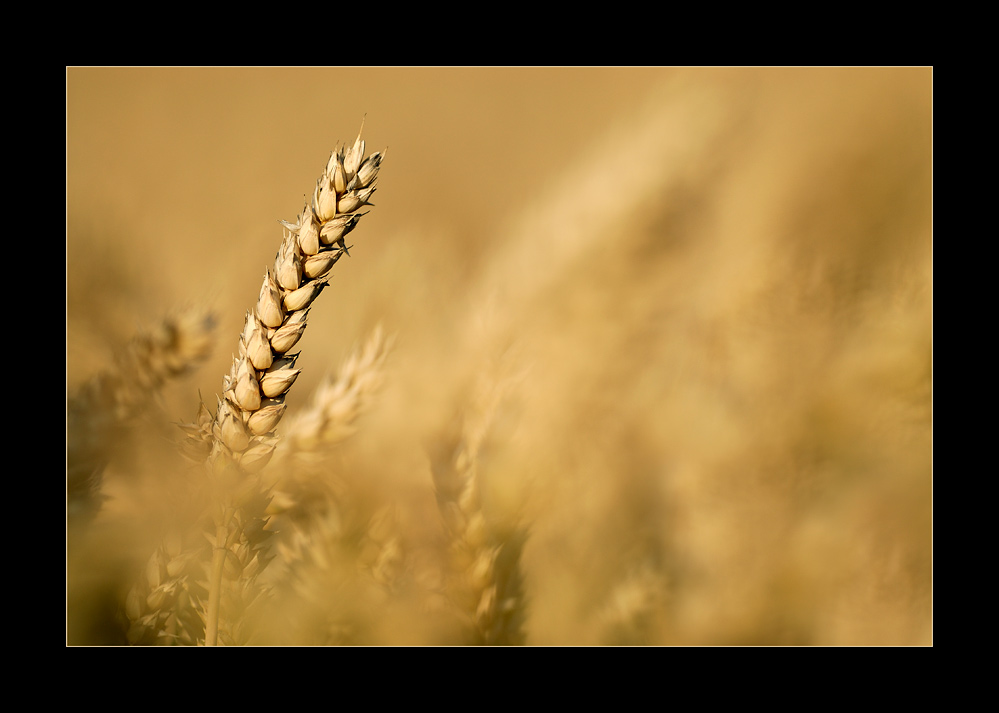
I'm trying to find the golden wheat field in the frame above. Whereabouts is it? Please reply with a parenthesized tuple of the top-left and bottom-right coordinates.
(66, 67, 932, 646)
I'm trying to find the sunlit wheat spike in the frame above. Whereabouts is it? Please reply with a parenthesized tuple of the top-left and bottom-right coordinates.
(210, 128, 384, 462)
(197, 125, 384, 646)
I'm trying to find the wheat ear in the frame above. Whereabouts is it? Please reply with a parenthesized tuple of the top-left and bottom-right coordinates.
(264, 324, 393, 566)
(429, 376, 528, 645)
(270, 324, 393, 469)
(199, 126, 383, 646)
(230, 326, 395, 643)
(67, 308, 216, 524)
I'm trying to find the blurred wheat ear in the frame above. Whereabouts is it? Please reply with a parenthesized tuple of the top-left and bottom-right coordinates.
(428, 371, 529, 645)
(67, 307, 217, 526)
(250, 326, 399, 645)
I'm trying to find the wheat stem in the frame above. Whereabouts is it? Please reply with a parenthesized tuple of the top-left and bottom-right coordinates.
(204, 517, 230, 646)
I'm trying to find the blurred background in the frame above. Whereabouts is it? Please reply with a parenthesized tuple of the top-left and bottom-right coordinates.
(67, 67, 932, 645)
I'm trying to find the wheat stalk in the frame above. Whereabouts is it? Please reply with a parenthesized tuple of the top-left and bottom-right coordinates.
(188, 125, 384, 645)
